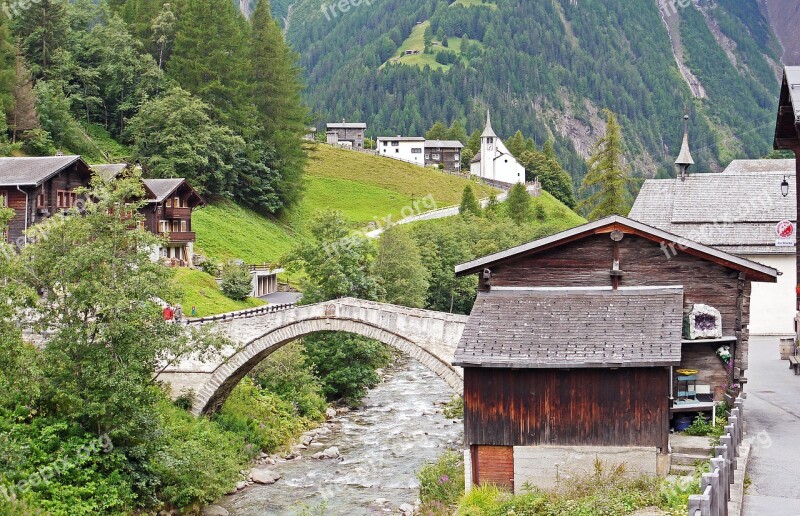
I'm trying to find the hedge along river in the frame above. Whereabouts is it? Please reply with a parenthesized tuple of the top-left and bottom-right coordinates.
(218, 356, 464, 515)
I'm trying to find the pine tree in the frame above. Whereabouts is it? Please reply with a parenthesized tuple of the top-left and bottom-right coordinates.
(249, 0, 309, 211)
(578, 109, 632, 220)
(459, 185, 481, 216)
(168, 0, 253, 133)
(447, 119, 467, 143)
(9, 53, 39, 142)
(373, 226, 430, 308)
(426, 120, 449, 140)
(11, 0, 69, 80)
(506, 130, 526, 158)
(506, 182, 531, 225)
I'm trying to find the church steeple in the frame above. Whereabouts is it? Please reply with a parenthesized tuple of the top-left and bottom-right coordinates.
(675, 113, 694, 182)
(481, 110, 497, 138)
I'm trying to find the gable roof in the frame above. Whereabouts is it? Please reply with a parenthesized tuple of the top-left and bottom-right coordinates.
(630, 162, 796, 255)
(0, 156, 90, 187)
(91, 163, 129, 182)
(425, 140, 464, 148)
(453, 286, 684, 368)
(455, 215, 778, 282)
(377, 136, 425, 142)
(327, 122, 366, 129)
(142, 178, 205, 206)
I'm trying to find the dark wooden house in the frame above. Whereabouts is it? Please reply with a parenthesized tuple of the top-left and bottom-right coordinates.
(0, 156, 93, 246)
(424, 140, 464, 172)
(326, 122, 366, 149)
(454, 216, 777, 491)
(140, 179, 205, 266)
(773, 66, 800, 303)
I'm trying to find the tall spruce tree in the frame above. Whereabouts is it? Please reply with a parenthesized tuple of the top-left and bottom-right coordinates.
(168, 0, 254, 133)
(249, 0, 308, 210)
(578, 109, 632, 220)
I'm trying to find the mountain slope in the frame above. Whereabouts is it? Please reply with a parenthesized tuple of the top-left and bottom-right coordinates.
(281, 0, 785, 183)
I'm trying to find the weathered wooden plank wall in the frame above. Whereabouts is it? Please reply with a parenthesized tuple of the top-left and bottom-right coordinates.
(464, 367, 670, 449)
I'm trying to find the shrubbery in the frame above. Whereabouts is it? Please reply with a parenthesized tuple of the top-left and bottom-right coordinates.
(220, 261, 253, 300)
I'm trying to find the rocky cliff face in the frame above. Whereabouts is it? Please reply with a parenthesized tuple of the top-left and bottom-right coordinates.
(763, 0, 800, 64)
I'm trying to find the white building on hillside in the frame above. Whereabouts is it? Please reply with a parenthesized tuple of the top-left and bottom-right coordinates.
(376, 136, 426, 166)
(469, 111, 525, 185)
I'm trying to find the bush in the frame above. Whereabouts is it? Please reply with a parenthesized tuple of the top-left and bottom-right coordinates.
(152, 400, 247, 509)
(418, 451, 465, 511)
(214, 377, 310, 454)
(198, 256, 220, 277)
(220, 261, 252, 301)
(249, 342, 328, 421)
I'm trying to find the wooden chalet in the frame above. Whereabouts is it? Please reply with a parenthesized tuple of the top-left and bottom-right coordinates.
(773, 66, 800, 304)
(454, 216, 777, 491)
(140, 178, 205, 266)
(0, 156, 93, 245)
(424, 140, 463, 172)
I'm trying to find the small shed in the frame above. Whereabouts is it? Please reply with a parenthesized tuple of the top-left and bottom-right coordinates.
(454, 216, 777, 491)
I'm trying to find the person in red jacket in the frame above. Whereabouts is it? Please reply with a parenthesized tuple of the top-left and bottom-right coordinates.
(163, 305, 174, 322)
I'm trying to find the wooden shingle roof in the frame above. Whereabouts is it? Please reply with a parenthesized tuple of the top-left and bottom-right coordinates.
(453, 286, 684, 368)
(0, 156, 89, 187)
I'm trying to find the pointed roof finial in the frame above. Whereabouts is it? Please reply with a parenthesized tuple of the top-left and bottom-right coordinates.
(482, 110, 497, 138)
(675, 112, 694, 168)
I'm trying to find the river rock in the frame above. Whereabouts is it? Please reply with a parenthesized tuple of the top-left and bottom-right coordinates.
(236, 481, 248, 491)
(311, 452, 324, 459)
(251, 468, 281, 485)
(325, 407, 337, 419)
(301, 435, 313, 446)
(322, 446, 340, 459)
(399, 503, 414, 515)
(201, 506, 229, 516)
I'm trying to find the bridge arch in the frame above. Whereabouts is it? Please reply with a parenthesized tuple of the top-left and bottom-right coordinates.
(181, 299, 467, 416)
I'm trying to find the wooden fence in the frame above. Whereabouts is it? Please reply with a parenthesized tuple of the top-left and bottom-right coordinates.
(688, 396, 745, 516)
(184, 303, 297, 325)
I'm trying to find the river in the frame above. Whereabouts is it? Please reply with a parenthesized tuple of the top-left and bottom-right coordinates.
(218, 357, 464, 515)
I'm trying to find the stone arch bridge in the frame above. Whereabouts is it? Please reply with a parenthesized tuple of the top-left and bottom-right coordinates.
(158, 298, 468, 416)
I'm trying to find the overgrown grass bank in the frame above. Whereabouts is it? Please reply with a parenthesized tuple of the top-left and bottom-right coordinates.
(418, 453, 703, 516)
(171, 268, 264, 317)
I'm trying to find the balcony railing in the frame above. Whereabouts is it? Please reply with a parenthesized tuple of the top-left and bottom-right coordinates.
(160, 231, 196, 243)
(164, 206, 192, 218)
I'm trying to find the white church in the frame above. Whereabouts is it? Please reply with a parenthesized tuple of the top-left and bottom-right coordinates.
(469, 111, 526, 185)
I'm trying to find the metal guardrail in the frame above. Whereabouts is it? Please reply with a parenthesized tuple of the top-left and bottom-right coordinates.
(184, 302, 297, 325)
(688, 396, 745, 516)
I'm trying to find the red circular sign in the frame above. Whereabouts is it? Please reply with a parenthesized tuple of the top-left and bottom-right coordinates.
(776, 220, 795, 238)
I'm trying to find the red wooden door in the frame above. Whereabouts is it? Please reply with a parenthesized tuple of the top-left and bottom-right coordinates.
(473, 445, 514, 491)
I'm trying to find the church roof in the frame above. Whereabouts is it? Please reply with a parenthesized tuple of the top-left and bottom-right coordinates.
(481, 111, 497, 138)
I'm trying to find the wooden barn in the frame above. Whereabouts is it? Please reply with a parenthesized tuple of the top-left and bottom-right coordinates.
(453, 216, 777, 491)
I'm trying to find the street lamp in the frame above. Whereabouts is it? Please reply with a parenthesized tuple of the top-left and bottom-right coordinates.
(781, 176, 790, 197)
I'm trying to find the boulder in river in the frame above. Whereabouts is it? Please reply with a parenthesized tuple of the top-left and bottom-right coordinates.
(201, 506, 229, 516)
(399, 503, 414, 515)
(325, 407, 337, 419)
(251, 468, 281, 485)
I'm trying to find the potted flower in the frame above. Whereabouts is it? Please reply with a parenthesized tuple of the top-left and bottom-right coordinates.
(716, 345, 732, 364)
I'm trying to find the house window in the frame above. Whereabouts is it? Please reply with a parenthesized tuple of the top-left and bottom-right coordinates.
(0, 190, 7, 207)
(166, 198, 172, 208)
(411, 148, 422, 154)
(159, 220, 168, 233)
(425, 154, 430, 160)
(174, 197, 181, 208)
(395, 149, 400, 153)
(56, 190, 77, 209)
(432, 154, 440, 160)
(454, 154, 460, 160)
(172, 220, 181, 232)
(391, 141, 399, 146)
(382, 141, 388, 146)
(181, 220, 188, 232)
(36, 193, 45, 208)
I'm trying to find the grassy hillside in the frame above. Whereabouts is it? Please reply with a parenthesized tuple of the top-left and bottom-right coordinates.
(171, 269, 264, 317)
(193, 144, 498, 263)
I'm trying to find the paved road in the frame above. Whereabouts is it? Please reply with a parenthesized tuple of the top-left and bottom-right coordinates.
(260, 291, 302, 304)
(742, 336, 800, 515)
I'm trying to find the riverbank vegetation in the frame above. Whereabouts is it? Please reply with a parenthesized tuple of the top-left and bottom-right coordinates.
(0, 178, 327, 514)
(417, 453, 703, 515)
